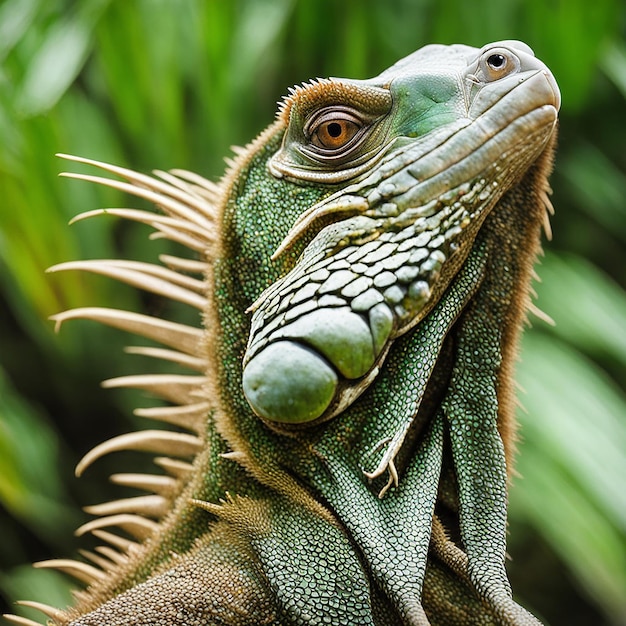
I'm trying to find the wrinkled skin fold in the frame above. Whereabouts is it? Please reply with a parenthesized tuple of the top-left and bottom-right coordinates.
(7, 40, 559, 626)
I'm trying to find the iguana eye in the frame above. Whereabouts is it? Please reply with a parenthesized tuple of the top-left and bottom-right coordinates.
(311, 118, 360, 150)
(269, 82, 392, 181)
(487, 54, 506, 70)
(306, 109, 363, 152)
(479, 47, 521, 80)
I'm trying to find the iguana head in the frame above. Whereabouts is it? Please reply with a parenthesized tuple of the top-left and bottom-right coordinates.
(239, 41, 559, 426)
(7, 40, 559, 626)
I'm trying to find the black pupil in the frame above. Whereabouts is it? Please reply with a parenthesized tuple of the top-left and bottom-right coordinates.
(488, 54, 506, 69)
(327, 122, 343, 138)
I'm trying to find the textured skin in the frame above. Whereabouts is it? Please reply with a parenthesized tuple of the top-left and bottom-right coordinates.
(9, 41, 559, 626)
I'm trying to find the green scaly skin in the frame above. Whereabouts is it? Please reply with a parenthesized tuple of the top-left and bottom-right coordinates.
(19, 40, 559, 626)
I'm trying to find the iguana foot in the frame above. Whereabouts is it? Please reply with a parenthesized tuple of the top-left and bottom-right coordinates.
(362, 432, 406, 497)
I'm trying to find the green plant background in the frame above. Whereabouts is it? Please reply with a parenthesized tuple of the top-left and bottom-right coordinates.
(1, 1, 625, 625)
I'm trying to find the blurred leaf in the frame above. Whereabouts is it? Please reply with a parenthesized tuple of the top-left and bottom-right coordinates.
(517, 332, 626, 530)
(559, 143, 626, 241)
(230, 0, 295, 90)
(534, 252, 626, 364)
(513, 332, 626, 621)
(431, 0, 519, 46)
(0, 368, 78, 542)
(0, 566, 73, 622)
(17, 20, 92, 115)
(523, 0, 621, 111)
(601, 38, 626, 100)
(15, 1, 110, 116)
(0, 0, 42, 62)
(513, 252, 626, 623)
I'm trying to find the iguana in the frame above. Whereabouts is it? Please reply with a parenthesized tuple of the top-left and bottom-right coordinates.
(5, 40, 559, 626)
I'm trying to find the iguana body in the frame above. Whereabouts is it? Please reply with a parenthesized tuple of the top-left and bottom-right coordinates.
(6, 40, 559, 626)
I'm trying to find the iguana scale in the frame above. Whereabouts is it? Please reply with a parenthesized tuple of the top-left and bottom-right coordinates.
(5, 40, 560, 626)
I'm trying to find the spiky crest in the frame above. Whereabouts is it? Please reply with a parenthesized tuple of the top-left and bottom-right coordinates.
(276, 77, 392, 127)
(4, 154, 225, 626)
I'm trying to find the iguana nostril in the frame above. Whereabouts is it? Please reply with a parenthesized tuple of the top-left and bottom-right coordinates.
(243, 340, 338, 423)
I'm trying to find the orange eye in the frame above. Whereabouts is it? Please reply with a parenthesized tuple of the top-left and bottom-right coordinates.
(311, 118, 361, 150)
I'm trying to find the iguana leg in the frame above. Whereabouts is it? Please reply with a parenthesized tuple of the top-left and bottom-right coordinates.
(315, 410, 445, 625)
(443, 285, 542, 626)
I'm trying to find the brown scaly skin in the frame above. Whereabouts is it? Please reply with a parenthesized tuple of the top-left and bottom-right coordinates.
(5, 40, 558, 626)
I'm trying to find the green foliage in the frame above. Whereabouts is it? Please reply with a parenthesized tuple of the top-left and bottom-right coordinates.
(511, 252, 626, 621)
(1, 1, 625, 625)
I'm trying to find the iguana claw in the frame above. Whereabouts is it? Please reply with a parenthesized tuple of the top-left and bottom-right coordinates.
(362, 431, 406, 497)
